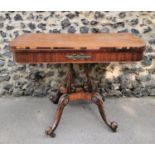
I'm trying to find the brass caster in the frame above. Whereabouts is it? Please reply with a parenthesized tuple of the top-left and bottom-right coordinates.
(110, 121, 118, 132)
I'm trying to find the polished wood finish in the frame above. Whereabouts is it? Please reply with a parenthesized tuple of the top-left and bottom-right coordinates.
(12, 50, 144, 63)
(69, 92, 92, 101)
(46, 64, 118, 137)
(10, 33, 145, 50)
(92, 93, 117, 132)
(46, 94, 69, 137)
(10, 33, 146, 137)
(10, 33, 145, 64)
(46, 91, 118, 137)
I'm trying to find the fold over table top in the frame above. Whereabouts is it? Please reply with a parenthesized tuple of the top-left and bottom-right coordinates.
(10, 33, 145, 50)
(10, 33, 145, 63)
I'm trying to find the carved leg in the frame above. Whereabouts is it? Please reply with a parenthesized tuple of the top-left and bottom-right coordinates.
(46, 94, 69, 137)
(91, 93, 118, 132)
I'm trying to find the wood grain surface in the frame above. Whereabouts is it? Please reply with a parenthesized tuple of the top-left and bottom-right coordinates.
(10, 33, 145, 63)
(10, 33, 145, 50)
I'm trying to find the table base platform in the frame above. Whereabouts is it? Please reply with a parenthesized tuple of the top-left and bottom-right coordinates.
(45, 64, 118, 138)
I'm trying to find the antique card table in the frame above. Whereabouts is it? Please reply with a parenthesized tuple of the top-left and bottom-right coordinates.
(10, 33, 145, 137)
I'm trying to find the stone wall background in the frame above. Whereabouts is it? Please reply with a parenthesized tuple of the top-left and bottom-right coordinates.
(0, 11, 155, 97)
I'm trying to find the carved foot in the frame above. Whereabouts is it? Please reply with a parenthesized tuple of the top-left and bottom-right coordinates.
(91, 93, 118, 132)
(45, 127, 56, 137)
(46, 94, 69, 137)
(110, 121, 118, 132)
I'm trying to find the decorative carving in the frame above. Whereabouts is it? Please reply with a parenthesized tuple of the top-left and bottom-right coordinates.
(47, 64, 118, 137)
(91, 93, 118, 132)
(46, 94, 69, 137)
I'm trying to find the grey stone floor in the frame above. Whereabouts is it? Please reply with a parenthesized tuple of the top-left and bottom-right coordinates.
(0, 96, 155, 144)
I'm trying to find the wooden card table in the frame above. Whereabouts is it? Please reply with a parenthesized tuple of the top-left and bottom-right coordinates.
(10, 33, 145, 137)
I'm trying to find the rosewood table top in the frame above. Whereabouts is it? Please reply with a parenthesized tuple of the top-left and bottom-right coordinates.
(10, 33, 145, 50)
(10, 33, 145, 64)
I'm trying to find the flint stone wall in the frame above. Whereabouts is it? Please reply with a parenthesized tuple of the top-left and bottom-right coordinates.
(0, 11, 155, 97)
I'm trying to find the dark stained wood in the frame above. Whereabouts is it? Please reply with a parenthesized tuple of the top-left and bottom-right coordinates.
(66, 64, 74, 93)
(12, 49, 144, 63)
(46, 63, 118, 137)
(46, 92, 118, 137)
(46, 94, 69, 137)
(92, 93, 117, 132)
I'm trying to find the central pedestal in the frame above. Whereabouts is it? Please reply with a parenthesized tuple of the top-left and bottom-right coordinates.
(46, 64, 118, 137)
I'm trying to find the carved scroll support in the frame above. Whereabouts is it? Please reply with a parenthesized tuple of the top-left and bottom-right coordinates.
(46, 94, 69, 137)
(91, 93, 118, 132)
(47, 64, 118, 137)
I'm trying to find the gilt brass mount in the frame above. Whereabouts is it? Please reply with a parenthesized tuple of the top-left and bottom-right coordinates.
(66, 53, 91, 60)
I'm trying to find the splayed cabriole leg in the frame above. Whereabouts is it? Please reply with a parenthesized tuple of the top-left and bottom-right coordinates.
(91, 93, 118, 132)
(48, 64, 118, 137)
(46, 94, 69, 137)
